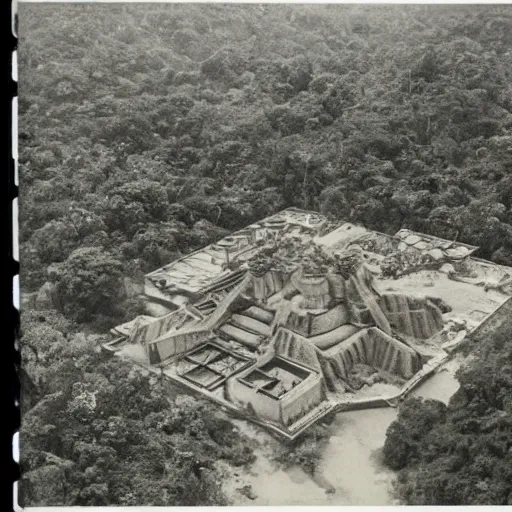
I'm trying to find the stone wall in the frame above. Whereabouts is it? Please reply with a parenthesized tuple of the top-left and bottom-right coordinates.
(269, 323, 424, 391)
(310, 304, 350, 336)
(148, 329, 208, 364)
(131, 309, 188, 345)
(284, 309, 312, 337)
(346, 266, 392, 333)
(280, 374, 325, 426)
(272, 327, 323, 371)
(468, 296, 512, 343)
(147, 274, 253, 364)
(251, 270, 289, 301)
(227, 361, 325, 427)
(284, 303, 350, 338)
(227, 377, 282, 424)
(380, 293, 444, 339)
(322, 327, 423, 382)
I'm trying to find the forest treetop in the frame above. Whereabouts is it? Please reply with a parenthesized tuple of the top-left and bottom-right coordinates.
(20, 5, 512, 327)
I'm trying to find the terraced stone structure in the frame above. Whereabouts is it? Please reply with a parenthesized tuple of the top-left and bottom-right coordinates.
(106, 208, 512, 439)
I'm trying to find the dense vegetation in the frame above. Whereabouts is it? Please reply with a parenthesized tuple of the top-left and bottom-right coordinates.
(19, 4, 512, 323)
(18, 3, 512, 506)
(383, 321, 512, 505)
(19, 310, 256, 506)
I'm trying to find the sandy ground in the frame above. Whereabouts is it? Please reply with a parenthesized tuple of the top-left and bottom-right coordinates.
(223, 420, 331, 506)
(410, 354, 462, 404)
(224, 355, 463, 506)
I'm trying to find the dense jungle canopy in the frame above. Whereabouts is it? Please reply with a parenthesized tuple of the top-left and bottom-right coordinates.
(18, 3, 512, 506)
(383, 321, 512, 505)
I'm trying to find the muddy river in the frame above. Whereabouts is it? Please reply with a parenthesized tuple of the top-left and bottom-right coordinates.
(225, 356, 462, 506)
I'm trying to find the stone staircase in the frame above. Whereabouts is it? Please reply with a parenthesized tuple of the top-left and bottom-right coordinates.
(194, 297, 218, 316)
(201, 269, 247, 294)
(217, 304, 275, 350)
(308, 323, 361, 350)
(244, 305, 275, 324)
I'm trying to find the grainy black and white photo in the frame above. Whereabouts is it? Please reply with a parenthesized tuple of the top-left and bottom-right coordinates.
(18, 1, 512, 507)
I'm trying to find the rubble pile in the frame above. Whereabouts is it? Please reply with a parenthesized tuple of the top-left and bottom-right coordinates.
(331, 246, 365, 279)
(375, 230, 478, 279)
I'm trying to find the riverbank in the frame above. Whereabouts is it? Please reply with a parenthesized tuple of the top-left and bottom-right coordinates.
(224, 354, 464, 505)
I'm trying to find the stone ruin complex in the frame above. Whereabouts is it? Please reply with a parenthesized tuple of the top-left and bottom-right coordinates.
(104, 208, 512, 439)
